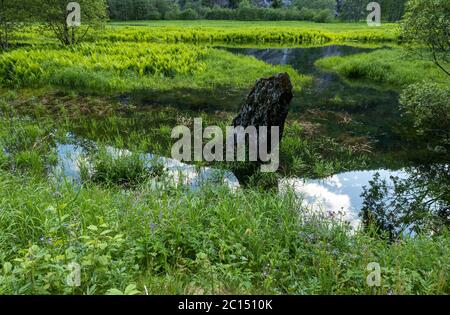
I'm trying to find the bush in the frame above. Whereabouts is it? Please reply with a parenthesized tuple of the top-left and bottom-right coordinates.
(400, 81, 450, 146)
(178, 8, 199, 20)
(237, 7, 258, 20)
(85, 147, 150, 187)
(164, 8, 180, 20)
(313, 9, 333, 23)
(284, 10, 304, 21)
(205, 7, 236, 20)
(145, 8, 162, 20)
(259, 8, 286, 21)
(298, 7, 315, 20)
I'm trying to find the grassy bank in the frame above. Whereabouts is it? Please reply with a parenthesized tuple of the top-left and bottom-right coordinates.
(0, 42, 308, 94)
(315, 49, 450, 88)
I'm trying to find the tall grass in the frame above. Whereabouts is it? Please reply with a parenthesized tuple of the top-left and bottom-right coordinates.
(316, 49, 450, 88)
(95, 21, 401, 45)
(0, 43, 307, 93)
(11, 21, 400, 47)
(0, 167, 448, 294)
(0, 42, 208, 89)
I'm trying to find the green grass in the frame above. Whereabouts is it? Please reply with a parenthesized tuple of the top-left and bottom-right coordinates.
(13, 21, 400, 47)
(104, 20, 400, 43)
(82, 146, 166, 188)
(0, 167, 449, 295)
(0, 42, 308, 93)
(316, 49, 450, 88)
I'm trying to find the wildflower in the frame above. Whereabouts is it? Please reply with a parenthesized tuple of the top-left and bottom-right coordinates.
(149, 222, 156, 234)
(53, 191, 62, 198)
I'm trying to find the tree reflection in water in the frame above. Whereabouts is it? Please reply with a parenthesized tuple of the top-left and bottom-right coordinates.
(361, 164, 450, 241)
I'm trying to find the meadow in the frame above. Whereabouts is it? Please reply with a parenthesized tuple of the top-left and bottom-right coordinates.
(316, 49, 450, 88)
(0, 42, 307, 93)
(15, 21, 400, 46)
(0, 19, 449, 295)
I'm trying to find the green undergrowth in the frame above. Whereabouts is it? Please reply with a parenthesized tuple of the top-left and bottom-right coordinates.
(13, 21, 400, 47)
(0, 168, 448, 294)
(99, 21, 400, 44)
(0, 42, 308, 94)
(316, 49, 450, 88)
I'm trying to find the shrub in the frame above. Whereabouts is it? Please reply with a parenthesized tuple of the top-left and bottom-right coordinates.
(84, 147, 152, 187)
(178, 8, 199, 20)
(259, 8, 286, 21)
(205, 7, 236, 20)
(284, 10, 304, 21)
(237, 7, 258, 20)
(298, 7, 315, 20)
(164, 8, 181, 20)
(145, 8, 162, 20)
(313, 9, 333, 23)
(400, 81, 450, 146)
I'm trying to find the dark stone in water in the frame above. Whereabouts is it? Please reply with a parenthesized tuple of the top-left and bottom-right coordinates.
(232, 72, 293, 141)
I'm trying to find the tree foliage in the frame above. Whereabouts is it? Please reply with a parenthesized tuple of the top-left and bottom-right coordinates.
(32, 0, 108, 45)
(338, 0, 407, 21)
(401, 0, 450, 75)
(0, 0, 33, 49)
(400, 81, 450, 147)
(106, 0, 408, 22)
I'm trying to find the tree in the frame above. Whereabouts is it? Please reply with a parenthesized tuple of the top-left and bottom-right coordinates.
(0, 0, 32, 49)
(401, 0, 450, 75)
(33, 0, 108, 45)
(272, 0, 282, 9)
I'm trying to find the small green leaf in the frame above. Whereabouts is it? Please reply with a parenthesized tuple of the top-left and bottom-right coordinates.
(3, 262, 12, 274)
(87, 225, 98, 231)
(106, 288, 123, 295)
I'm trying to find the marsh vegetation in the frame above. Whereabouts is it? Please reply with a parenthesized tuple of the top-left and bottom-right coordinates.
(0, 0, 448, 295)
